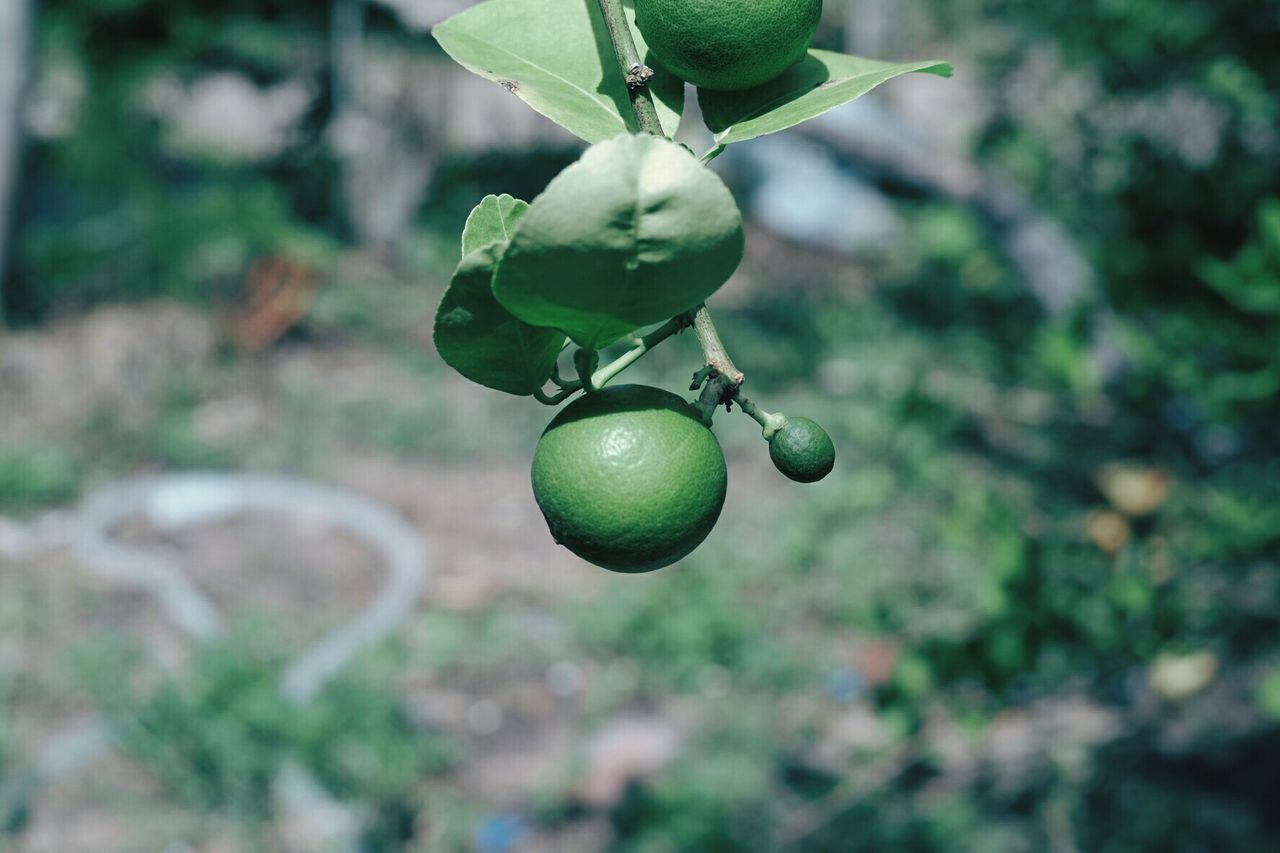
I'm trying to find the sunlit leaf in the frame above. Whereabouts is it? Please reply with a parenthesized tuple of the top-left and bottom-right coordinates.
(699, 50, 951, 150)
(432, 0, 683, 143)
(461, 194, 529, 255)
(493, 134, 743, 349)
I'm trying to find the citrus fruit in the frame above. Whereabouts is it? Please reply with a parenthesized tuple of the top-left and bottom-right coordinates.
(769, 417, 835, 483)
(531, 384, 728, 573)
(635, 0, 823, 92)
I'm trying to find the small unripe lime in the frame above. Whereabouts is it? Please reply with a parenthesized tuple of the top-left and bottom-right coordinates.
(531, 385, 728, 573)
(635, 0, 823, 92)
(769, 417, 835, 483)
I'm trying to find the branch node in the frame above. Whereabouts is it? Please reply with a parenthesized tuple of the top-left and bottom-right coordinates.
(595, 0, 664, 135)
(625, 63, 655, 91)
(690, 365, 715, 390)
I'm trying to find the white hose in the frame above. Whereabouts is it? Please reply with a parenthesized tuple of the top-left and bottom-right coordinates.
(4, 471, 431, 840)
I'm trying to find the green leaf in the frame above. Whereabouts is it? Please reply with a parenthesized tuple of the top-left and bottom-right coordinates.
(434, 242, 566, 396)
(1198, 198, 1280, 316)
(461, 194, 529, 255)
(493, 134, 744, 349)
(1258, 668, 1280, 720)
(432, 0, 683, 143)
(699, 50, 951, 150)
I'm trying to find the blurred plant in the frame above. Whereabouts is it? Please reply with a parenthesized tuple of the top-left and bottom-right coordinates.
(0, 676, 24, 839)
(89, 640, 290, 819)
(0, 675, 10, 790)
(80, 631, 454, 847)
(8, 0, 340, 320)
(78, 382, 231, 473)
(576, 566, 756, 691)
(0, 444, 80, 510)
(1258, 669, 1280, 721)
(609, 735, 774, 851)
(958, 0, 1280, 455)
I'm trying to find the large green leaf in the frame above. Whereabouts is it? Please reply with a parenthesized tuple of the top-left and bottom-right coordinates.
(699, 50, 951, 152)
(432, 0, 683, 143)
(434, 210, 566, 396)
(493, 134, 744, 349)
(461, 194, 529, 255)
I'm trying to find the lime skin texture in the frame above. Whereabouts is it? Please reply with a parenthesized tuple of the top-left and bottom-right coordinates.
(635, 0, 823, 92)
(531, 384, 729, 573)
(769, 417, 835, 483)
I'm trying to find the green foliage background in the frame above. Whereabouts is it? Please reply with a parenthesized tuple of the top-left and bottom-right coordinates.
(1, 0, 1278, 850)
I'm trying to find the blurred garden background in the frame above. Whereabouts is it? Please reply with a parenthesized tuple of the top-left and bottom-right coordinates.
(1, 0, 1279, 850)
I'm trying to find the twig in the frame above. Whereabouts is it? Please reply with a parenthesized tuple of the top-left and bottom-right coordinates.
(549, 362, 577, 390)
(595, 0, 748, 399)
(693, 373, 732, 426)
(735, 393, 788, 440)
(691, 303, 744, 385)
(592, 313, 691, 388)
(535, 386, 579, 406)
(595, 0, 663, 135)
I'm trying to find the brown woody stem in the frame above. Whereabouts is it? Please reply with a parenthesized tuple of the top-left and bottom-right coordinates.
(691, 303, 744, 386)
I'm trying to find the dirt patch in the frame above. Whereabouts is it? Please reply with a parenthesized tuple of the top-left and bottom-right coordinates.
(0, 303, 215, 444)
(111, 512, 385, 652)
(336, 455, 606, 608)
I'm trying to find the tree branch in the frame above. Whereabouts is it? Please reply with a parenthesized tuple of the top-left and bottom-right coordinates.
(595, 0, 663, 135)
(595, 0, 748, 401)
(691, 303, 744, 385)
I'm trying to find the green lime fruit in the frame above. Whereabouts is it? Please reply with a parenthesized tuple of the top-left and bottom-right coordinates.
(769, 417, 835, 483)
(635, 0, 823, 92)
(531, 384, 728, 573)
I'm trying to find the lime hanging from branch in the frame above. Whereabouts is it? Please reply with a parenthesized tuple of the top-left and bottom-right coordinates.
(531, 385, 728, 573)
(635, 0, 823, 92)
(769, 417, 835, 483)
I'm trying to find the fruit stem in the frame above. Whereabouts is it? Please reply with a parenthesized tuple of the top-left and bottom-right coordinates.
(535, 386, 578, 406)
(549, 362, 577, 390)
(595, 0, 663, 136)
(537, 316, 690, 404)
(689, 365, 715, 389)
(592, 313, 691, 389)
(693, 375, 727, 427)
(575, 348, 600, 392)
(736, 394, 789, 441)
